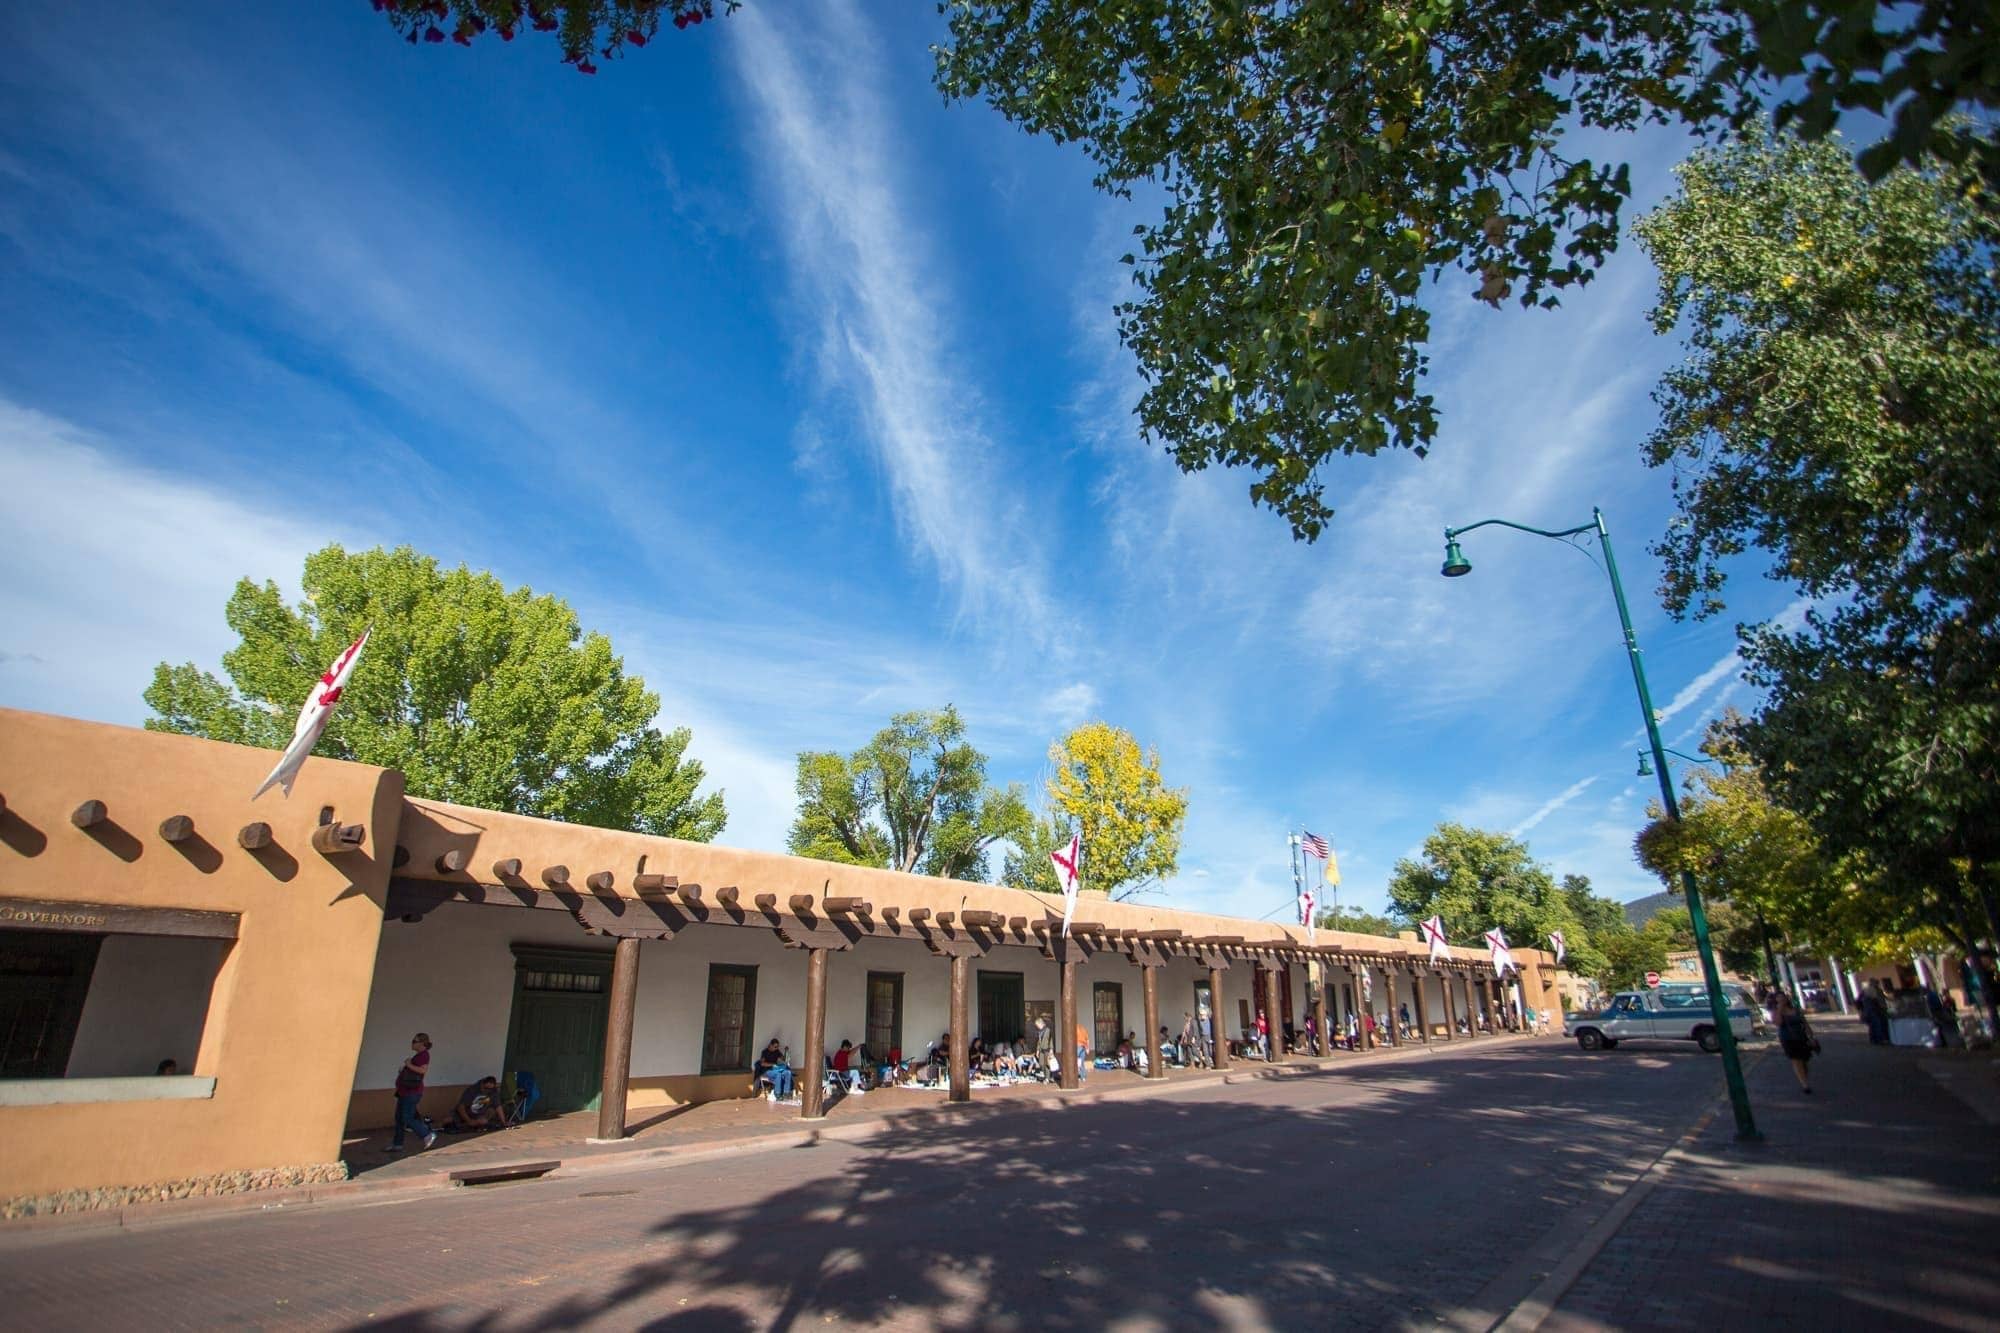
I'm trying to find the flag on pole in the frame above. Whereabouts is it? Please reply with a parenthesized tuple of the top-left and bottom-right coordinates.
(1549, 930, 1566, 964)
(1323, 847, 1340, 886)
(1299, 831, 1330, 860)
(1484, 926, 1515, 978)
(1298, 883, 1316, 943)
(253, 628, 371, 800)
(1050, 833, 1082, 938)
(1422, 915, 1451, 965)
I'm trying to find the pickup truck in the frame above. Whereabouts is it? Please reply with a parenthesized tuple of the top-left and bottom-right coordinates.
(1565, 984, 1759, 1053)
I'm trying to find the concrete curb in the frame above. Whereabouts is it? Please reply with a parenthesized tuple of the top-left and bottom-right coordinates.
(0, 1033, 1549, 1239)
(1491, 1045, 1773, 1333)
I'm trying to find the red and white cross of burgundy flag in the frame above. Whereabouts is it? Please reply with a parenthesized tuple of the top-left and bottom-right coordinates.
(1485, 927, 1516, 978)
(1549, 930, 1567, 964)
(1422, 915, 1451, 965)
(1050, 833, 1082, 938)
(253, 628, 370, 801)
(1298, 883, 1316, 944)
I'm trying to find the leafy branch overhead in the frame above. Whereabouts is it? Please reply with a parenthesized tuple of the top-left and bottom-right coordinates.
(930, 0, 1995, 541)
(377, 1, 1994, 540)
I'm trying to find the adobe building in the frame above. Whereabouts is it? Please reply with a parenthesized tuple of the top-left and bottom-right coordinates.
(0, 708, 1556, 1205)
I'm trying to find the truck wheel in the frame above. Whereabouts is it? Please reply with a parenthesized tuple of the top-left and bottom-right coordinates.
(1695, 1027, 1721, 1053)
(1577, 1030, 1604, 1051)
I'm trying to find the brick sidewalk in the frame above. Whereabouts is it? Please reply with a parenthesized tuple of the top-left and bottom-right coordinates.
(1544, 1025, 2000, 1332)
(343, 1034, 1533, 1185)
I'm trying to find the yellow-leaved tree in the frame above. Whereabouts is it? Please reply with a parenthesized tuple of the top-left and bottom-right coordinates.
(1003, 722, 1187, 903)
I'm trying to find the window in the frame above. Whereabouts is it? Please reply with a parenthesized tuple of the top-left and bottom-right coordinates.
(0, 927, 228, 1081)
(866, 972, 902, 1056)
(701, 965, 758, 1074)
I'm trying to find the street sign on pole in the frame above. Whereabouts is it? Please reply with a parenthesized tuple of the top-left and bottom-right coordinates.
(1645, 971, 1662, 988)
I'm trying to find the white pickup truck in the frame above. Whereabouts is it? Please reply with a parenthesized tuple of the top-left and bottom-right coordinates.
(1566, 984, 1759, 1053)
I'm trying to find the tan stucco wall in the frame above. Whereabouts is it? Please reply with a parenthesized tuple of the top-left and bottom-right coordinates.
(0, 709, 400, 1199)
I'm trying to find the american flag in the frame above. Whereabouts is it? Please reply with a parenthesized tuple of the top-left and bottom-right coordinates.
(1299, 831, 1330, 859)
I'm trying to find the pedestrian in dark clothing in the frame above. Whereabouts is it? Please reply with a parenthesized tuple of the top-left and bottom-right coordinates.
(390, 1032, 437, 1151)
(1773, 992, 1816, 1094)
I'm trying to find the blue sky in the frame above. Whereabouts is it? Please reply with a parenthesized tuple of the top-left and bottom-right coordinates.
(0, 1, 1799, 921)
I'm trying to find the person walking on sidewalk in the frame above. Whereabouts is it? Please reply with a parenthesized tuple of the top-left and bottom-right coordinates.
(1773, 991, 1818, 1094)
(389, 1032, 437, 1152)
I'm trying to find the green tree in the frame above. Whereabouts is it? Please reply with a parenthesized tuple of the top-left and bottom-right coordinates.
(1599, 909, 1693, 991)
(1003, 722, 1187, 902)
(1635, 135, 2000, 1030)
(146, 543, 726, 838)
(1385, 824, 1605, 976)
(786, 707, 1030, 882)
(1315, 905, 1401, 939)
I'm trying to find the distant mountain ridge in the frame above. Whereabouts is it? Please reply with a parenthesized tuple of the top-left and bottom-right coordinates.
(1623, 890, 1677, 928)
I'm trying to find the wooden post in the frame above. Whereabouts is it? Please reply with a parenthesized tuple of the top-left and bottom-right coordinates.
(1058, 956, 1080, 1089)
(949, 953, 971, 1102)
(1355, 966, 1372, 1049)
(1311, 963, 1329, 1057)
(1409, 970, 1430, 1043)
(1262, 965, 1283, 1059)
(800, 947, 830, 1120)
(1142, 965, 1164, 1079)
(1384, 970, 1401, 1047)
(1208, 965, 1231, 1070)
(1439, 972, 1457, 1040)
(593, 937, 641, 1141)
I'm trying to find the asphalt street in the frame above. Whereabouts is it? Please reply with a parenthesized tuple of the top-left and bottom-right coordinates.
(0, 1040, 1783, 1330)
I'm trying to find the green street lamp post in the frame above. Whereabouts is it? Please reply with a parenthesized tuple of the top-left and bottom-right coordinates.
(1441, 507, 1760, 1142)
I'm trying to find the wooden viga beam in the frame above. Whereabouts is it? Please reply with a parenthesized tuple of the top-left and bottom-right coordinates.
(822, 896, 872, 914)
(1197, 935, 1245, 945)
(632, 873, 675, 895)
(960, 910, 1005, 930)
(1065, 921, 1105, 935)
(1138, 929, 1183, 941)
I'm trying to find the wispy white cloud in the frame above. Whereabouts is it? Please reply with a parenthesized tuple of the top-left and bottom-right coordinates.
(0, 400, 357, 726)
(1508, 775, 1601, 839)
(729, 4, 1063, 649)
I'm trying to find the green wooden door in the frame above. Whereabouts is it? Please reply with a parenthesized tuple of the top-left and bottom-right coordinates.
(503, 946, 612, 1115)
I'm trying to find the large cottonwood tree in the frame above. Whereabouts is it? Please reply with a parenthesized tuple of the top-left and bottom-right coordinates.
(786, 707, 1031, 882)
(146, 543, 728, 839)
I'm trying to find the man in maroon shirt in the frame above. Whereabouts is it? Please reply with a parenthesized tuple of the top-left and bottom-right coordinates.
(389, 1032, 437, 1152)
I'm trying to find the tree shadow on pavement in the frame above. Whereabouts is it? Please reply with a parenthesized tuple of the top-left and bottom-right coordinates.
(358, 1047, 1764, 1330)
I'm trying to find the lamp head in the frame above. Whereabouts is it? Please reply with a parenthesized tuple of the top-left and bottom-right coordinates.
(1440, 539, 1472, 578)
(1636, 751, 1654, 777)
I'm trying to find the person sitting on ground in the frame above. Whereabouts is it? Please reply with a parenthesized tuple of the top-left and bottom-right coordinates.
(854, 1042, 877, 1090)
(755, 1038, 795, 1102)
(832, 1039, 866, 1093)
(968, 1035, 989, 1076)
(448, 1075, 510, 1132)
(992, 1039, 1018, 1077)
(156, 1058, 179, 1076)
(1158, 1025, 1178, 1065)
(1116, 1033, 1135, 1069)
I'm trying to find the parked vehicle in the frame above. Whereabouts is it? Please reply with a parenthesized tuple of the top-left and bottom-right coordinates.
(1564, 983, 1758, 1053)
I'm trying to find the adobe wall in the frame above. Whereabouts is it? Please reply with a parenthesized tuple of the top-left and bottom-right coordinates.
(0, 709, 400, 1199)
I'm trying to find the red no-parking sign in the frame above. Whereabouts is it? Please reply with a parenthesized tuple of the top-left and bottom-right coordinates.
(1645, 971, 1662, 988)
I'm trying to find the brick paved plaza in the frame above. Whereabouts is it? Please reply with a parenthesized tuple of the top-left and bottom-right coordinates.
(3, 1032, 1995, 1331)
